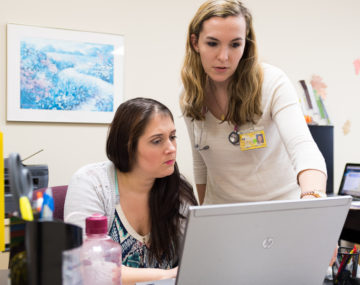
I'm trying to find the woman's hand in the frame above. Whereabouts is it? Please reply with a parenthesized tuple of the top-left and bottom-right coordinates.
(300, 194, 317, 200)
(160, 267, 178, 280)
(329, 245, 338, 266)
(112, 265, 122, 284)
(115, 265, 178, 285)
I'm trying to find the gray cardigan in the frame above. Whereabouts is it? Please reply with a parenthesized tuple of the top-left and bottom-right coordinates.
(64, 161, 117, 233)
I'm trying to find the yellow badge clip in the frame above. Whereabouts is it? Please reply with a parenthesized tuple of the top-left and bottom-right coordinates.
(240, 129, 267, 151)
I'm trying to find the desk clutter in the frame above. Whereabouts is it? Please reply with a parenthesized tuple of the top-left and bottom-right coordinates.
(4, 152, 48, 215)
(9, 216, 82, 285)
(9, 214, 123, 285)
(333, 246, 360, 285)
(6, 152, 123, 284)
(4, 151, 357, 284)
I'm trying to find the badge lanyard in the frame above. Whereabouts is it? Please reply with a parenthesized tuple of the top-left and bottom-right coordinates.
(228, 125, 240, 145)
(229, 125, 267, 150)
(196, 118, 267, 150)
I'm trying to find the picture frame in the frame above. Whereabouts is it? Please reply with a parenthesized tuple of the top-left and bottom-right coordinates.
(7, 23, 124, 124)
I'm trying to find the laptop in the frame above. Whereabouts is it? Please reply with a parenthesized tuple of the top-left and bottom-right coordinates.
(136, 196, 351, 285)
(338, 163, 360, 200)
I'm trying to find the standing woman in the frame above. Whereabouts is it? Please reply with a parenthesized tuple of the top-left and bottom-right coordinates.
(65, 98, 197, 284)
(180, 0, 327, 205)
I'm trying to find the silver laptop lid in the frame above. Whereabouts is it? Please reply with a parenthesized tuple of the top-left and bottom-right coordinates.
(176, 196, 351, 285)
(338, 163, 360, 198)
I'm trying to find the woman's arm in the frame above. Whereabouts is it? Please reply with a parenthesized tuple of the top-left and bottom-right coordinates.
(270, 69, 327, 185)
(298, 169, 327, 198)
(183, 116, 208, 200)
(114, 266, 177, 285)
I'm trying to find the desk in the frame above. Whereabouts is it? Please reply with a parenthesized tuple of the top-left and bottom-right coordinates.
(324, 278, 360, 285)
(0, 269, 350, 285)
(340, 208, 360, 244)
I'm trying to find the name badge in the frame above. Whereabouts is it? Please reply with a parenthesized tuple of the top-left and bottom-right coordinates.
(239, 129, 267, 151)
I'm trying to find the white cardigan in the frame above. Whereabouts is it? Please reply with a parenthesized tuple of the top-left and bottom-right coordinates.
(183, 63, 327, 204)
(64, 161, 117, 232)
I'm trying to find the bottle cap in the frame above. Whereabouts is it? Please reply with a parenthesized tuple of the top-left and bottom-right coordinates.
(85, 213, 108, 235)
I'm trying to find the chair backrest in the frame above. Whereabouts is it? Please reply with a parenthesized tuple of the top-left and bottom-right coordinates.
(32, 185, 68, 220)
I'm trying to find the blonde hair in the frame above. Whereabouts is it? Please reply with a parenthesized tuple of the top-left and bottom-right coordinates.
(180, 0, 263, 125)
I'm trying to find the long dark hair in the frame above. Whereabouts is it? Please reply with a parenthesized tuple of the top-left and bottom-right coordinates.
(106, 97, 197, 264)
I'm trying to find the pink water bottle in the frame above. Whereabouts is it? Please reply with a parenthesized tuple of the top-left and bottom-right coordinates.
(81, 214, 122, 284)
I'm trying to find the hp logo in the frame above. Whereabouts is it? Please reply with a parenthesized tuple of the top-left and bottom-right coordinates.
(262, 237, 274, 249)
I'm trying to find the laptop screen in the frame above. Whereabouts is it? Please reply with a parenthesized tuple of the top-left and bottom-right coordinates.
(339, 163, 360, 197)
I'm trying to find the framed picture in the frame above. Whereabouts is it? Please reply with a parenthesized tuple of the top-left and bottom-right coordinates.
(7, 24, 124, 123)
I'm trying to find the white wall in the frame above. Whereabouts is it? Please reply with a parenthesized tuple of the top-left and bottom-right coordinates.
(1, 0, 359, 193)
(248, 0, 360, 191)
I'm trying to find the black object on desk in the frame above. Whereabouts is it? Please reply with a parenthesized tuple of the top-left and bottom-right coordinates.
(340, 209, 360, 244)
(309, 125, 334, 195)
(26, 220, 82, 285)
(4, 157, 49, 214)
(10, 218, 82, 285)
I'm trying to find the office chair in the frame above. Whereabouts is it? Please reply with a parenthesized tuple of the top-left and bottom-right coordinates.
(32, 185, 68, 220)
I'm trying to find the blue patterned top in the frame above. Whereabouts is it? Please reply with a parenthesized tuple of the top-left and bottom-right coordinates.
(109, 206, 174, 269)
(109, 169, 175, 269)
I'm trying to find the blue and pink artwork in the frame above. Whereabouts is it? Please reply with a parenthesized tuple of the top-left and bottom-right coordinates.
(20, 38, 114, 112)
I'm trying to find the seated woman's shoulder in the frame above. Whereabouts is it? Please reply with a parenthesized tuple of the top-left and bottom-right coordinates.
(73, 161, 113, 179)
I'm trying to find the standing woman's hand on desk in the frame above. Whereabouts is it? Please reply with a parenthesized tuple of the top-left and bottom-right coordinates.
(329, 246, 338, 266)
(116, 266, 178, 285)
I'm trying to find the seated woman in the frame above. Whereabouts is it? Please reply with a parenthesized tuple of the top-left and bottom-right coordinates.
(64, 97, 197, 284)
